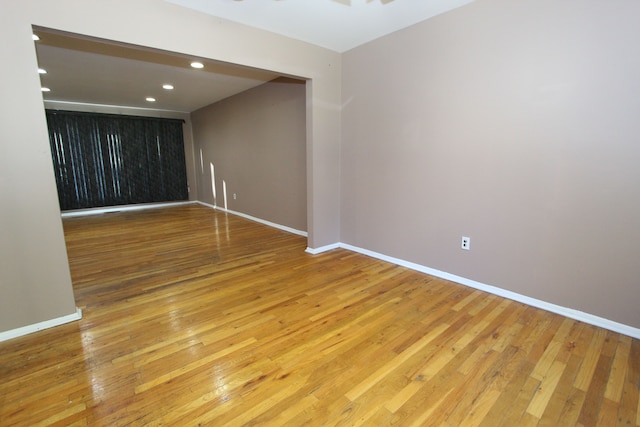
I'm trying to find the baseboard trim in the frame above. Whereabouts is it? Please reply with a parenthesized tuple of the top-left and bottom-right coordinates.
(305, 243, 340, 254)
(196, 200, 216, 210)
(196, 202, 308, 237)
(307, 242, 640, 340)
(61, 201, 192, 218)
(0, 307, 83, 343)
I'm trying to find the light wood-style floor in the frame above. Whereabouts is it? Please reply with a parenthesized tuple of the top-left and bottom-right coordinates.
(1, 204, 638, 426)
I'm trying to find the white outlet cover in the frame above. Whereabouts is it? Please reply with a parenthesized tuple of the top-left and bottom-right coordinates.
(461, 236, 470, 250)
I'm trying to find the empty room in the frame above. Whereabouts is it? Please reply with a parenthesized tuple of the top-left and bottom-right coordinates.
(1, 0, 639, 425)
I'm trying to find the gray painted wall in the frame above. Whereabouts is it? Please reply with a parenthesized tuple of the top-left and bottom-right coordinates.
(192, 77, 307, 232)
(341, 0, 640, 328)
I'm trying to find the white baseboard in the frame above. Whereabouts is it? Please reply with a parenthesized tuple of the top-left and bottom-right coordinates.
(61, 201, 192, 218)
(305, 242, 640, 340)
(60, 202, 640, 339)
(0, 307, 82, 343)
(196, 202, 308, 237)
(196, 200, 216, 210)
(305, 243, 340, 254)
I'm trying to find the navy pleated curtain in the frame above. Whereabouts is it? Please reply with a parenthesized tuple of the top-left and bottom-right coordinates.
(46, 110, 188, 210)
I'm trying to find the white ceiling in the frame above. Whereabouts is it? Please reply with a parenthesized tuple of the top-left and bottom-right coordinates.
(166, 0, 476, 53)
(35, 31, 280, 113)
(36, 0, 475, 113)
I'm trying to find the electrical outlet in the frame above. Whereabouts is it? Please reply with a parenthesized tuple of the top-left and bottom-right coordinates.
(233, 193, 237, 200)
(461, 236, 470, 250)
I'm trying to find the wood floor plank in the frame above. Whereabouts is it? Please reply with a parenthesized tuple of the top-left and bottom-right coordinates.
(0, 204, 637, 426)
(537, 352, 582, 427)
(617, 339, 640, 426)
(575, 327, 608, 391)
(345, 323, 450, 401)
(527, 360, 567, 419)
(578, 332, 618, 425)
(477, 358, 535, 427)
(605, 336, 632, 402)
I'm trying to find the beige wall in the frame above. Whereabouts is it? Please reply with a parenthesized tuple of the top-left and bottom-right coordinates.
(192, 77, 307, 232)
(0, 0, 341, 334)
(341, 0, 640, 328)
(44, 101, 198, 201)
(0, 11, 77, 330)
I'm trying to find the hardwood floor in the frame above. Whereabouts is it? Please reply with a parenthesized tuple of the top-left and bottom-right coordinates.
(1, 204, 638, 426)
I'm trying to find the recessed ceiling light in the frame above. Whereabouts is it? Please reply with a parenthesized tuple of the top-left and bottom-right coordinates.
(41, 87, 50, 92)
(162, 84, 174, 90)
(32, 34, 40, 41)
(190, 62, 204, 69)
(146, 97, 156, 102)
(38, 68, 47, 74)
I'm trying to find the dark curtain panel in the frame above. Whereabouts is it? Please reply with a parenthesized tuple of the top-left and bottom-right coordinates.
(46, 110, 188, 210)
